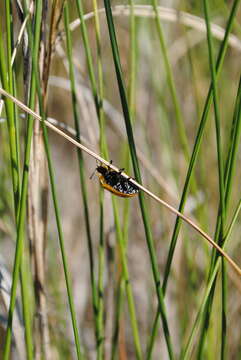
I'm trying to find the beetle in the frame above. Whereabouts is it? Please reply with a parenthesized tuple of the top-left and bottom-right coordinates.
(92, 162, 139, 198)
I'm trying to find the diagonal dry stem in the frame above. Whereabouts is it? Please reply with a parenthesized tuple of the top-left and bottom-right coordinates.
(0, 86, 240, 278)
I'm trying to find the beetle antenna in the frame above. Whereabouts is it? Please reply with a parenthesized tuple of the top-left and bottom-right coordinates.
(90, 168, 97, 180)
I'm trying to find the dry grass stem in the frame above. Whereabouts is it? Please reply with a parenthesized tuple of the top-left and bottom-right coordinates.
(68, 5, 241, 52)
(0, 86, 240, 278)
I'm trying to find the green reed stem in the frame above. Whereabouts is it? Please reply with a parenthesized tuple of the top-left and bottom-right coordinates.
(2, 1, 43, 357)
(103, 1, 174, 358)
(63, 3, 99, 352)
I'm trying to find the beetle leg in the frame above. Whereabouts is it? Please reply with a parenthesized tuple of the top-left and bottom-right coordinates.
(90, 168, 97, 179)
(118, 168, 125, 174)
(107, 159, 113, 170)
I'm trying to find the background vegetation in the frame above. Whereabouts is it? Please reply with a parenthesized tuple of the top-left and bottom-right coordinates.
(0, 0, 240, 359)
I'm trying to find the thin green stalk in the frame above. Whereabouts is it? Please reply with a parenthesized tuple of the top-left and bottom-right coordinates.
(3, 154, 33, 360)
(5, 0, 14, 133)
(63, 3, 99, 348)
(20, 248, 33, 360)
(44, 120, 84, 359)
(92, 3, 106, 356)
(3, 0, 43, 357)
(221, 259, 227, 360)
(224, 75, 241, 206)
(182, 70, 241, 360)
(128, 0, 137, 114)
(203, 0, 225, 242)
(28, 7, 84, 359)
(110, 164, 142, 357)
(130, 0, 240, 355)
(197, 2, 227, 356)
(0, 4, 19, 207)
(111, 277, 126, 360)
(113, 1, 138, 355)
(180, 260, 220, 360)
(97, 193, 105, 360)
(103, 1, 174, 358)
(150, 0, 190, 161)
(146, 310, 159, 360)
(180, 217, 235, 360)
(197, 70, 241, 358)
(75, 0, 99, 110)
(113, 2, 138, 356)
(40, 117, 84, 360)
(162, 0, 240, 295)
(196, 285, 215, 359)
(112, 201, 143, 360)
(75, 1, 142, 357)
(215, 73, 241, 253)
(224, 198, 241, 240)
(5, 1, 33, 357)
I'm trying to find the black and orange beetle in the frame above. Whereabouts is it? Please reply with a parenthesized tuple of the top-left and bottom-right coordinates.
(91, 162, 139, 198)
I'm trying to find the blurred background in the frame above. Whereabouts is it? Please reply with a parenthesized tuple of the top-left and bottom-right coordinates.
(0, 1, 241, 359)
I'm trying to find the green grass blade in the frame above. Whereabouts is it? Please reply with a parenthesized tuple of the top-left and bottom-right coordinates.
(224, 198, 241, 240)
(112, 201, 143, 360)
(97, 194, 105, 359)
(150, 0, 190, 161)
(162, 0, 241, 294)
(203, 0, 225, 234)
(180, 261, 220, 360)
(5, 1, 33, 357)
(103, 1, 174, 358)
(224, 75, 241, 205)
(40, 122, 84, 360)
(221, 260, 227, 360)
(3, 0, 43, 357)
(111, 277, 125, 360)
(30, 14, 84, 360)
(92, 3, 106, 355)
(63, 2, 99, 347)
(74, 1, 143, 356)
(197, 2, 227, 356)
(182, 59, 241, 360)
(146, 310, 159, 360)
(180, 210, 236, 359)
(196, 69, 241, 359)
(0, 5, 19, 206)
(75, 0, 99, 109)
(141, 0, 241, 353)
